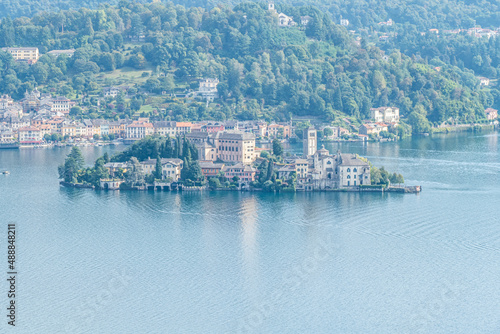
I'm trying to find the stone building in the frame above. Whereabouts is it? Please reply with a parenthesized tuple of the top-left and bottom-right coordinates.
(185, 130, 256, 165)
(303, 127, 317, 157)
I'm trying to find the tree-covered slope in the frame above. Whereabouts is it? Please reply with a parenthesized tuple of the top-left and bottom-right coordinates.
(0, 1, 496, 128)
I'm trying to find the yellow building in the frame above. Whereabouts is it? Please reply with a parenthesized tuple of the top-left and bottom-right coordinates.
(3, 47, 39, 64)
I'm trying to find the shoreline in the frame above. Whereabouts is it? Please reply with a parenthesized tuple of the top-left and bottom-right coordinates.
(60, 181, 421, 194)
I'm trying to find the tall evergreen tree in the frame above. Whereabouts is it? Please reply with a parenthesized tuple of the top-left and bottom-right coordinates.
(155, 155, 162, 180)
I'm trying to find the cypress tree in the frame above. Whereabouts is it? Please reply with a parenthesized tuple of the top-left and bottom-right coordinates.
(155, 155, 162, 180)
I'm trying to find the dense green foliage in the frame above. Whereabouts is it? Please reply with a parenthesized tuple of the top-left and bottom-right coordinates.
(110, 135, 197, 163)
(0, 1, 498, 127)
(58, 146, 110, 186)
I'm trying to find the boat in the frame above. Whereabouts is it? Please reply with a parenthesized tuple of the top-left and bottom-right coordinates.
(2, 171, 9, 175)
(0, 142, 20, 150)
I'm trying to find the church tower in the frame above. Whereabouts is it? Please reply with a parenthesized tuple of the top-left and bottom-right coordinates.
(303, 127, 317, 157)
(268, 1, 276, 13)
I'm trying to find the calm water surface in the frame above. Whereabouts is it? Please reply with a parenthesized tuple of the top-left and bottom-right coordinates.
(0, 132, 499, 334)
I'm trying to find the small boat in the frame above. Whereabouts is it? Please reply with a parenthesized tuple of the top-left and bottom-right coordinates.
(2, 171, 10, 175)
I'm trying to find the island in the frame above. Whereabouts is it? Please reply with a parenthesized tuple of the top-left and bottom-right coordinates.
(58, 127, 420, 193)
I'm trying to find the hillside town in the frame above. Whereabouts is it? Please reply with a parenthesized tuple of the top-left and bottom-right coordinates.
(1, 85, 497, 149)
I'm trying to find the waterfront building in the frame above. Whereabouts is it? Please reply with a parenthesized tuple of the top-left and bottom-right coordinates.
(126, 120, 154, 140)
(109, 120, 128, 138)
(0, 128, 14, 143)
(104, 162, 131, 177)
(276, 164, 296, 180)
(337, 153, 371, 187)
(92, 119, 109, 136)
(61, 122, 86, 138)
(153, 121, 192, 137)
(18, 126, 42, 144)
(485, 108, 498, 120)
(140, 158, 184, 182)
(222, 163, 257, 183)
(359, 122, 388, 136)
(199, 161, 225, 178)
(370, 107, 400, 123)
(99, 179, 124, 190)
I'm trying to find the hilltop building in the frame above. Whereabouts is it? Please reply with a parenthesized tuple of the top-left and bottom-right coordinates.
(198, 78, 219, 101)
(300, 16, 312, 26)
(269, 1, 296, 27)
(47, 49, 75, 58)
(2, 47, 39, 64)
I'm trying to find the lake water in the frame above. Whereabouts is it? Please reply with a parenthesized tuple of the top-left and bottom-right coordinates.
(0, 132, 499, 334)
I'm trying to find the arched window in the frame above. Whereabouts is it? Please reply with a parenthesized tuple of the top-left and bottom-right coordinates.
(347, 168, 351, 172)
(353, 168, 357, 172)
(347, 175, 351, 179)
(327, 161, 332, 164)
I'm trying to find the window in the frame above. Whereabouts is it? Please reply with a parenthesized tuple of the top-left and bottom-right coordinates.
(354, 181, 356, 186)
(347, 175, 351, 179)
(353, 168, 357, 172)
(347, 168, 351, 172)
(347, 181, 350, 186)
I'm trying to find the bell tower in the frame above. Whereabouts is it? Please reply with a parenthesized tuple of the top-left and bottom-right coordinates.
(268, 1, 276, 13)
(303, 127, 317, 157)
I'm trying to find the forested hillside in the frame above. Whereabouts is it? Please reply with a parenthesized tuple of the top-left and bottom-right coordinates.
(0, 1, 497, 130)
(2, 0, 500, 30)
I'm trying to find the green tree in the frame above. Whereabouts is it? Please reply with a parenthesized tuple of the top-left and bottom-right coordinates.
(155, 155, 162, 180)
(272, 139, 283, 157)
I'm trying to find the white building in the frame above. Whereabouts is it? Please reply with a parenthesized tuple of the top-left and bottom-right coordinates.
(51, 97, 75, 114)
(47, 49, 75, 58)
(300, 16, 312, 26)
(18, 127, 42, 144)
(126, 121, 154, 140)
(370, 107, 400, 123)
(278, 13, 296, 27)
(198, 78, 219, 101)
(140, 158, 184, 182)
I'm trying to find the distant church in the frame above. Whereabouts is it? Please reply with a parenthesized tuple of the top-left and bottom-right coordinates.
(268, 1, 296, 27)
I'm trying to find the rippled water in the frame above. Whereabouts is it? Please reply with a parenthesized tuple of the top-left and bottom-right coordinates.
(0, 132, 499, 334)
